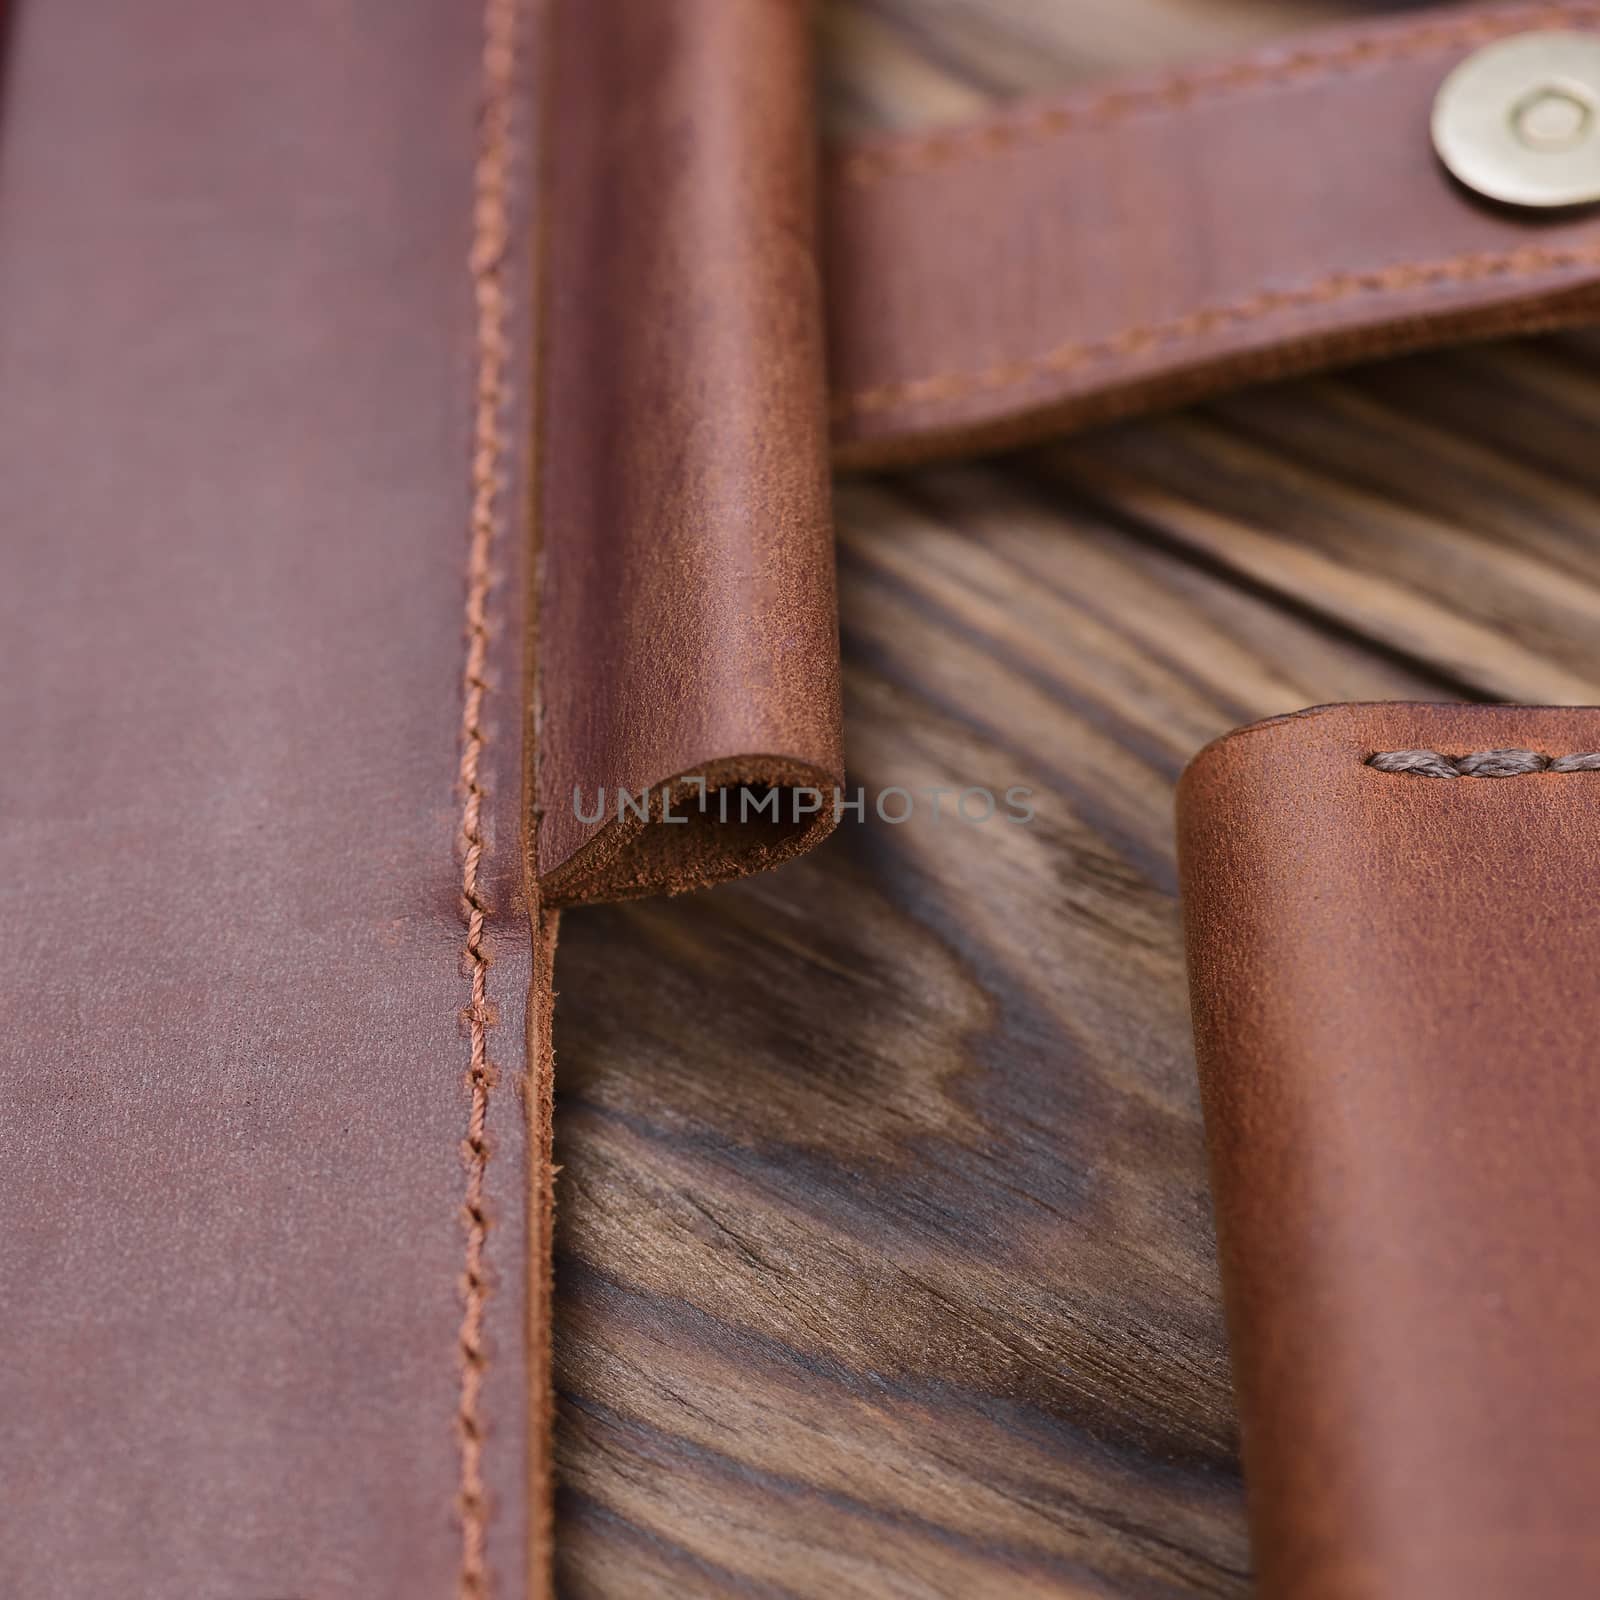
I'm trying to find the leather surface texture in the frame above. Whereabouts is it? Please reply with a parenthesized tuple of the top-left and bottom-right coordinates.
(0, 0, 541, 1595)
(1179, 702, 1600, 1600)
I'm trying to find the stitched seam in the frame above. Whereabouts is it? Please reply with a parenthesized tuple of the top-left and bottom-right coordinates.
(831, 243, 1600, 421)
(838, 4, 1600, 184)
(456, 0, 518, 1594)
(1369, 748, 1600, 775)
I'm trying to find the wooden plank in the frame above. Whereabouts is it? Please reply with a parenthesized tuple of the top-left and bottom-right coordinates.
(553, 6, 1600, 1595)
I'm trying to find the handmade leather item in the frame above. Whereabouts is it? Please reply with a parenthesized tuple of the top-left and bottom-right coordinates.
(5, 0, 1600, 1596)
(1179, 703, 1600, 1600)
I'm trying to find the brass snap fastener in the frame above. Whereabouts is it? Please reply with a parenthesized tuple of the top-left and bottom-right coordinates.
(1432, 32, 1600, 208)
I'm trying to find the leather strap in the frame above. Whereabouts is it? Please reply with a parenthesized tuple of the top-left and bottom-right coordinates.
(826, 2, 1600, 467)
(1179, 703, 1600, 1600)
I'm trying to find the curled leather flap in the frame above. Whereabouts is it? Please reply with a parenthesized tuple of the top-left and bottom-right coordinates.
(536, 0, 843, 905)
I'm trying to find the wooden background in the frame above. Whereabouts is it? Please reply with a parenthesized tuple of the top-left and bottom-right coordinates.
(551, 4, 1600, 1594)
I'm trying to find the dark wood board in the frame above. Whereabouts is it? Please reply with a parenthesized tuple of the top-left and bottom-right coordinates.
(551, 5, 1600, 1595)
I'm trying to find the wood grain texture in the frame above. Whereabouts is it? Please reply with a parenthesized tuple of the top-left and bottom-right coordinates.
(551, 5, 1600, 1596)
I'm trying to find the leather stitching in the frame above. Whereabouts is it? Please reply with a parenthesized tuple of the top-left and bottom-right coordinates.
(837, 3, 1600, 185)
(831, 244, 1600, 422)
(457, 0, 518, 1593)
(1369, 748, 1600, 775)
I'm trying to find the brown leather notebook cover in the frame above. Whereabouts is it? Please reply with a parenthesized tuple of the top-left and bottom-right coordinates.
(8, 0, 1600, 1592)
(1179, 703, 1600, 1600)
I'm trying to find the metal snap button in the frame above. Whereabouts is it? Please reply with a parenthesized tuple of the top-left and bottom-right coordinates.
(1432, 32, 1600, 208)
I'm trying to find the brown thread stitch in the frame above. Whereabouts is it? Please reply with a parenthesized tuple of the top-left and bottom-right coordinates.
(457, 0, 519, 1594)
(831, 243, 1600, 421)
(838, 4, 1600, 185)
(1368, 749, 1600, 776)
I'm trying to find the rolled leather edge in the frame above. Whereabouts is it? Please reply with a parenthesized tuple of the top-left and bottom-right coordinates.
(1178, 702, 1600, 1600)
(535, 0, 843, 905)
